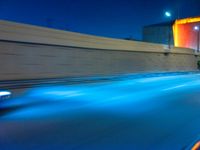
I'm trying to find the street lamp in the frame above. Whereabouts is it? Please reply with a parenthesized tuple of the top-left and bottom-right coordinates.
(165, 11, 171, 17)
(165, 11, 172, 49)
(194, 25, 200, 52)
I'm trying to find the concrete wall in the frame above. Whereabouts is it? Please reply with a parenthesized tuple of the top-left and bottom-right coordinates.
(0, 20, 198, 81)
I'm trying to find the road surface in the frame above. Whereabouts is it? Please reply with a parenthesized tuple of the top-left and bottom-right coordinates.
(1, 73, 200, 150)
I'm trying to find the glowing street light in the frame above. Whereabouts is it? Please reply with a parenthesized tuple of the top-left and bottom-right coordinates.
(165, 11, 171, 18)
(194, 26, 199, 31)
(194, 25, 200, 52)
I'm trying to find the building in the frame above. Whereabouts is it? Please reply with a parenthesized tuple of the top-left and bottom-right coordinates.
(143, 17, 200, 51)
(143, 21, 174, 46)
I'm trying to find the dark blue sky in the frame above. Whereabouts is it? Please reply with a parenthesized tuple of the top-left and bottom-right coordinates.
(0, 0, 200, 39)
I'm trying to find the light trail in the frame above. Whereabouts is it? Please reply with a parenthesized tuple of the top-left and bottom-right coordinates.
(1, 72, 200, 150)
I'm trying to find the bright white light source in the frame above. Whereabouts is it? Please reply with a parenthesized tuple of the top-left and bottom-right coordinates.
(165, 11, 171, 17)
(194, 26, 199, 31)
(0, 91, 11, 99)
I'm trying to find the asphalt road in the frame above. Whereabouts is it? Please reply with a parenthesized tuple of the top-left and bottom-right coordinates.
(1, 73, 200, 150)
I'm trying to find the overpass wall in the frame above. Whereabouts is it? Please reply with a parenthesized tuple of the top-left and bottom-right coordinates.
(0, 20, 198, 81)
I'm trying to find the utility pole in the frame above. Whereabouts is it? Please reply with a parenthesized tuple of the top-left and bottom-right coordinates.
(194, 26, 200, 53)
(165, 11, 172, 49)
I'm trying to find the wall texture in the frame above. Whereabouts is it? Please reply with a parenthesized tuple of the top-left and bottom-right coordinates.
(0, 20, 198, 81)
(0, 40, 198, 81)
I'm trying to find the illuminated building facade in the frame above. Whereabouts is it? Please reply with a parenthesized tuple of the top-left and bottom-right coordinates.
(143, 17, 200, 51)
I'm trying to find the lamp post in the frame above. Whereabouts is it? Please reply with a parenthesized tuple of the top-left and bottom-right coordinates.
(194, 25, 200, 53)
(165, 11, 172, 49)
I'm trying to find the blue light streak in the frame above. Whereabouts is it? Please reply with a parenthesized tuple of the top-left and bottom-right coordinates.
(1, 72, 200, 120)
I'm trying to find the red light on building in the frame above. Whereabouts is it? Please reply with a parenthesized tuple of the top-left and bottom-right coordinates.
(173, 17, 200, 50)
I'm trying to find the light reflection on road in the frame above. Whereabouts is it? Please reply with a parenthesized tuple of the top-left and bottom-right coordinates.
(1, 73, 200, 150)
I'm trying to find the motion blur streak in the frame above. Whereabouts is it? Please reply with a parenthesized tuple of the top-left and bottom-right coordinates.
(1, 73, 200, 150)
(0, 91, 11, 97)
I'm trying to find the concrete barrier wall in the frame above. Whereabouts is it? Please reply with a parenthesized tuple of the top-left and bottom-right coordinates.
(0, 20, 198, 81)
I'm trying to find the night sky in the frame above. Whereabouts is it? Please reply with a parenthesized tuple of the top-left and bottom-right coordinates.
(0, 0, 200, 40)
